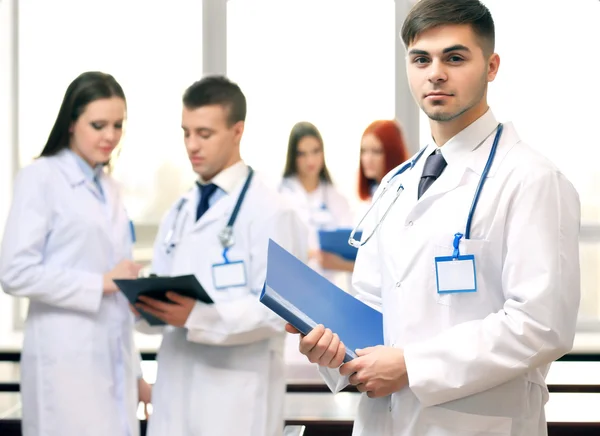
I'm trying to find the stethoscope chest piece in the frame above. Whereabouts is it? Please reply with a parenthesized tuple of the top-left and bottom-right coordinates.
(218, 225, 235, 249)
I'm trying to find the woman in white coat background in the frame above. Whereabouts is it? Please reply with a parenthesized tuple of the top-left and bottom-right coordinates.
(278, 121, 353, 281)
(289, 1, 581, 435)
(134, 76, 308, 436)
(318, 119, 410, 274)
(0, 72, 148, 436)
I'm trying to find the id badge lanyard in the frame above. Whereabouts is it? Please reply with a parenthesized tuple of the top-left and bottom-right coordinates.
(211, 167, 254, 290)
(434, 124, 503, 294)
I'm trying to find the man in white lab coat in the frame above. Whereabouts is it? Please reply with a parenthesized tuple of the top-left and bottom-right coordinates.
(287, 1, 581, 435)
(135, 76, 307, 436)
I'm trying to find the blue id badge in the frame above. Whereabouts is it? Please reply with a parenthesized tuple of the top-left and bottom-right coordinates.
(129, 220, 136, 244)
(212, 248, 247, 290)
(434, 233, 477, 294)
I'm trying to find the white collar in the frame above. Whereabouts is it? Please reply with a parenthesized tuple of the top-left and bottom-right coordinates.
(427, 109, 499, 166)
(198, 160, 248, 194)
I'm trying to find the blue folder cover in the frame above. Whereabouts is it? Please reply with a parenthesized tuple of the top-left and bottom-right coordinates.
(260, 239, 383, 362)
(318, 228, 362, 261)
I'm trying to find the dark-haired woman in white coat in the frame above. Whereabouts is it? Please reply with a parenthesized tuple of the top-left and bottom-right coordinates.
(278, 122, 353, 283)
(0, 72, 149, 436)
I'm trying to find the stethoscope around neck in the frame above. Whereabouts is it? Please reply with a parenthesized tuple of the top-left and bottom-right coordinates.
(163, 167, 255, 255)
(348, 123, 504, 248)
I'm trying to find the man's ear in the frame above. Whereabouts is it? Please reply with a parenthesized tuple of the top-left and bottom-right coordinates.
(487, 53, 500, 82)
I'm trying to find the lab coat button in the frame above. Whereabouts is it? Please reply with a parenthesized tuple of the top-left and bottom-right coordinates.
(407, 221, 413, 227)
(395, 281, 401, 287)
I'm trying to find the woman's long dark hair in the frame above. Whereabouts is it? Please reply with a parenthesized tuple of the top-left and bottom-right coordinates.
(282, 121, 332, 183)
(40, 71, 126, 157)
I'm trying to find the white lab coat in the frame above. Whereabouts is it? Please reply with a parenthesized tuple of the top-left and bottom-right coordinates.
(278, 177, 353, 278)
(0, 150, 140, 436)
(320, 114, 581, 436)
(278, 177, 355, 363)
(141, 170, 308, 436)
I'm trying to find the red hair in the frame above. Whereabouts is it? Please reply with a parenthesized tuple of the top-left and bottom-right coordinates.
(358, 120, 410, 201)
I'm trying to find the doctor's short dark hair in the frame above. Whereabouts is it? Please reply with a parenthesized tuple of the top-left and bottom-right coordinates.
(40, 71, 126, 157)
(182, 76, 247, 127)
(401, 0, 495, 56)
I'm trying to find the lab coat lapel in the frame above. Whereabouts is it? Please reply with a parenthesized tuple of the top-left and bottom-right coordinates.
(282, 177, 308, 205)
(408, 123, 518, 220)
(191, 190, 236, 233)
(194, 195, 232, 231)
(192, 175, 250, 232)
(467, 122, 518, 178)
(102, 178, 120, 230)
(53, 150, 112, 235)
(54, 151, 105, 202)
(174, 189, 198, 238)
(401, 147, 473, 224)
(54, 150, 86, 186)
(418, 160, 469, 201)
(396, 144, 468, 206)
(396, 164, 420, 211)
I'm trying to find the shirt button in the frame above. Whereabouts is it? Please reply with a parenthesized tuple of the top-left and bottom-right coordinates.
(395, 281, 401, 287)
(407, 221, 413, 227)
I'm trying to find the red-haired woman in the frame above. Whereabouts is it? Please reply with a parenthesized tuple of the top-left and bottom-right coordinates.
(358, 119, 410, 200)
(318, 120, 410, 273)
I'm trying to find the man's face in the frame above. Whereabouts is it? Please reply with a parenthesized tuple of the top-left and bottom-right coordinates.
(182, 104, 243, 180)
(406, 24, 499, 123)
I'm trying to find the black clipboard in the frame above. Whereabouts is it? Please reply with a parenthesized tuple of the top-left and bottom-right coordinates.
(115, 275, 213, 326)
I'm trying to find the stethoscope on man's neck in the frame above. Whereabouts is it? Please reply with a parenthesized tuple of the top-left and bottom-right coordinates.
(348, 123, 504, 248)
(163, 167, 255, 257)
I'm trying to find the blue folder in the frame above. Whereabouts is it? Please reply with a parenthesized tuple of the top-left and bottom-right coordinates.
(318, 228, 362, 261)
(260, 239, 383, 362)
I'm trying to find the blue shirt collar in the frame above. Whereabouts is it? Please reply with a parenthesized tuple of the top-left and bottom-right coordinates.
(68, 149, 104, 182)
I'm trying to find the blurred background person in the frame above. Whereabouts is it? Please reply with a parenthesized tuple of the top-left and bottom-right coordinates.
(278, 121, 353, 280)
(0, 72, 147, 436)
(318, 119, 410, 273)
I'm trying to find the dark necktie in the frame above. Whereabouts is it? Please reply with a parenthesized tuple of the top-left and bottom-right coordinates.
(418, 149, 447, 199)
(196, 182, 218, 220)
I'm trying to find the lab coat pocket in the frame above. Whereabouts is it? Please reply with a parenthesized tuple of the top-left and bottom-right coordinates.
(189, 365, 258, 436)
(419, 406, 512, 435)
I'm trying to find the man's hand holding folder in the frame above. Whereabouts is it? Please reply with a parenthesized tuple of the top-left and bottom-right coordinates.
(286, 323, 409, 399)
(285, 323, 346, 368)
(261, 240, 408, 398)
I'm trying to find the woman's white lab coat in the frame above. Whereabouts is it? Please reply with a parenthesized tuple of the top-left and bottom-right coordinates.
(278, 177, 353, 277)
(321, 118, 580, 435)
(278, 177, 355, 363)
(140, 173, 307, 436)
(0, 150, 139, 436)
